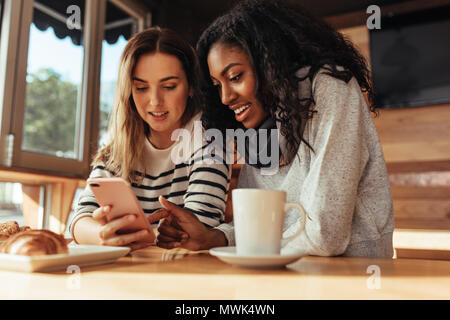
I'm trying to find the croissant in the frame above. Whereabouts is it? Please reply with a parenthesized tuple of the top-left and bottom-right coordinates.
(0, 229, 68, 256)
(0, 221, 20, 240)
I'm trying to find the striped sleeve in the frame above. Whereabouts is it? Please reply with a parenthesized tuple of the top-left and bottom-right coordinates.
(68, 165, 114, 236)
(183, 152, 231, 228)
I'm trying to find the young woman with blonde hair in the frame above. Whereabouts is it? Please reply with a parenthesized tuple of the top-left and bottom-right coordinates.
(69, 27, 230, 251)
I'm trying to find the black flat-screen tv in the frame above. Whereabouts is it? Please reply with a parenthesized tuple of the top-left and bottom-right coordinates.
(369, 6, 450, 109)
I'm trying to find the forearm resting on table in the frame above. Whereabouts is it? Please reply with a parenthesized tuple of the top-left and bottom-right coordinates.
(72, 216, 103, 245)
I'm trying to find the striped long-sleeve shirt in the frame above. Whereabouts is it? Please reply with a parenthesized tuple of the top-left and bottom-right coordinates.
(69, 113, 231, 236)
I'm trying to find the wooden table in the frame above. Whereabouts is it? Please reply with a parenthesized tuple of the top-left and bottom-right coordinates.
(0, 246, 448, 300)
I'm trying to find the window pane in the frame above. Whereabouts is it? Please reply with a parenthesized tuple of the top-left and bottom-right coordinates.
(0, 182, 24, 226)
(22, 0, 85, 159)
(99, 1, 137, 147)
(0, 182, 45, 231)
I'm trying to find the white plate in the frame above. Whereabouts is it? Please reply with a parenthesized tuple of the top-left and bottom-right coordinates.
(0, 244, 130, 272)
(209, 246, 304, 269)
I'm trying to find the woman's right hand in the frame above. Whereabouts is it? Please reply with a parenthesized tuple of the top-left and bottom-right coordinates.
(91, 205, 163, 251)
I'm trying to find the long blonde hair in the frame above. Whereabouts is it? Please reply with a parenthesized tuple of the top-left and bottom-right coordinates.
(93, 27, 201, 183)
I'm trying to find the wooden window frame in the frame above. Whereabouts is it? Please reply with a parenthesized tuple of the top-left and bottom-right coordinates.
(0, 0, 150, 233)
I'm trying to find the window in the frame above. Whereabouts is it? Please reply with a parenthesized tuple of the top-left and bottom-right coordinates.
(1, 0, 95, 176)
(23, 0, 85, 159)
(0, 181, 46, 229)
(0, 0, 148, 177)
(0, 0, 149, 233)
(99, 0, 137, 147)
(0, 182, 24, 225)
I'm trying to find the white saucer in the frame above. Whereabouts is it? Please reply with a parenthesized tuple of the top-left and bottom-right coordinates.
(209, 246, 304, 269)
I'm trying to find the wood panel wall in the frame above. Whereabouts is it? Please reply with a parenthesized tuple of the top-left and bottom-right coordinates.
(340, 26, 450, 170)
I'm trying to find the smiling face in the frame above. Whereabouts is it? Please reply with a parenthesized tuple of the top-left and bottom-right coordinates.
(132, 52, 191, 149)
(207, 43, 268, 129)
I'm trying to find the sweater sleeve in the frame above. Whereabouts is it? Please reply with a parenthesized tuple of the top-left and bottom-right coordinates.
(68, 164, 114, 237)
(281, 73, 370, 256)
(183, 148, 231, 228)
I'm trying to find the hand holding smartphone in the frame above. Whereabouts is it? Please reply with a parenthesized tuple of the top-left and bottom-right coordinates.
(87, 177, 156, 244)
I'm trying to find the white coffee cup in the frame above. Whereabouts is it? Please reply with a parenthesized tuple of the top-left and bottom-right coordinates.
(232, 189, 306, 256)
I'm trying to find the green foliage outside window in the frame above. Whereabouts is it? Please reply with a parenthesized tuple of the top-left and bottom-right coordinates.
(23, 68, 111, 158)
(23, 68, 78, 157)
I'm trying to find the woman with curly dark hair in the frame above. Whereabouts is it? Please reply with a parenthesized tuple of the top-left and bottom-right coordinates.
(156, 0, 394, 257)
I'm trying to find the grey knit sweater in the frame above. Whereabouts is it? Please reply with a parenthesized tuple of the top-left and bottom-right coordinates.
(216, 69, 394, 258)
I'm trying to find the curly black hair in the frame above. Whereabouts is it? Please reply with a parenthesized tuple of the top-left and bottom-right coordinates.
(196, 0, 376, 158)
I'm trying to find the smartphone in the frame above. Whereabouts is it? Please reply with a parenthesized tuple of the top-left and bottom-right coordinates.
(87, 177, 155, 243)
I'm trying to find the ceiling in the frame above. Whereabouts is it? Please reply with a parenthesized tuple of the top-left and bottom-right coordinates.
(142, 0, 415, 18)
(140, 0, 415, 45)
(140, 0, 442, 45)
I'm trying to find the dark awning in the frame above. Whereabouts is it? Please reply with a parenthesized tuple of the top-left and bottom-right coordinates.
(32, 0, 137, 46)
